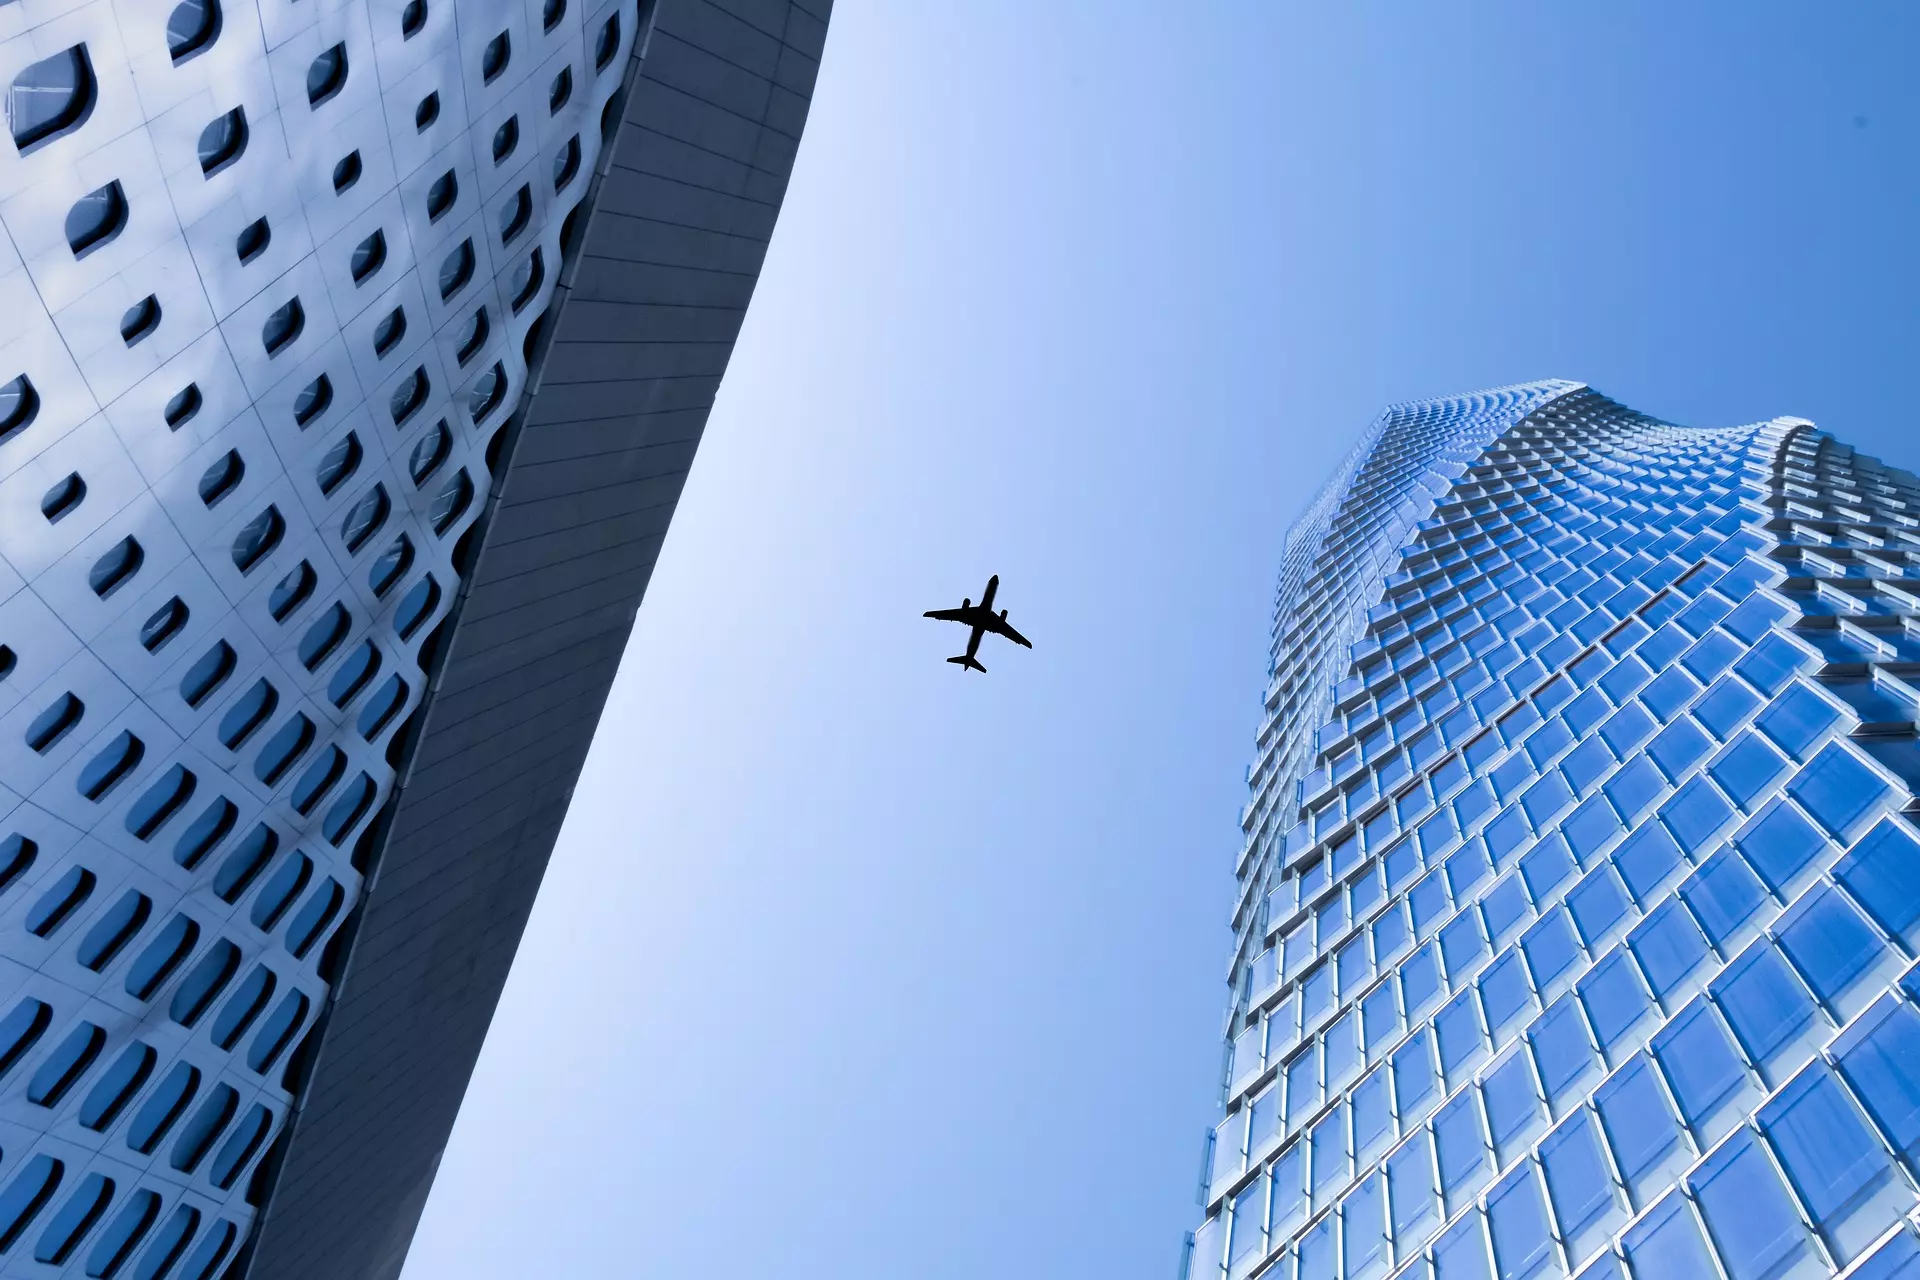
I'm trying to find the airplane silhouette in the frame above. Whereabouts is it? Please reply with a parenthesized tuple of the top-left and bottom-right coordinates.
(923, 575, 1032, 672)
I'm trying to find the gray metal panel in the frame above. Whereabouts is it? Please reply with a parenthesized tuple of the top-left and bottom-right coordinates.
(240, 2, 830, 1276)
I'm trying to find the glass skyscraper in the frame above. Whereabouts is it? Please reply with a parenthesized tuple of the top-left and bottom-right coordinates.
(1188, 382, 1920, 1280)
(0, 2, 828, 1276)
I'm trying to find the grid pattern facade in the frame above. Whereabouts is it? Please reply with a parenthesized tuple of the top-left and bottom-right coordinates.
(0, 1, 639, 1275)
(1188, 384, 1920, 1280)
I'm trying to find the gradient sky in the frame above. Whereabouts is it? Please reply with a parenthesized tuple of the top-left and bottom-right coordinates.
(398, 5, 1920, 1277)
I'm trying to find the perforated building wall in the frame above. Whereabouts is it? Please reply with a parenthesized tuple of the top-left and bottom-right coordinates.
(1189, 385, 1920, 1280)
(0, 1, 828, 1276)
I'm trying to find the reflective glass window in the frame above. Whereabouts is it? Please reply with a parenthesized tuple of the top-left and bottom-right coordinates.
(1529, 996, 1598, 1105)
(1362, 982, 1399, 1051)
(1481, 1052, 1544, 1163)
(1834, 1000, 1920, 1170)
(1756, 683, 1843, 758)
(1602, 755, 1663, 822)
(1760, 1064, 1908, 1264)
(1436, 991, 1486, 1084)
(1641, 667, 1701, 722)
(1374, 901, 1410, 962)
(1353, 1067, 1394, 1164)
(1486, 1166, 1556, 1280)
(1695, 677, 1762, 738)
(1394, 1030, 1437, 1119)
(1479, 952, 1534, 1040)
(1411, 873, 1451, 938)
(1388, 1129, 1439, 1251)
(1622, 1194, 1717, 1279)
(1342, 1173, 1389, 1280)
(1520, 835, 1575, 901)
(1660, 775, 1735, 854)
(1432, 1210, 1493, 1280)
(1737, 632, 1815, 695)
(1613, 821, 1684, 903)
(1540, 1111, 1626, 1264)
(1567, 866, 1633, 947)
(1690, 1129, 1824, 1280)
(1433, 1091, 1491, 1209)
(1776, 886, 1888, 1009)
(1735, 799, 1829, 894)
(1402, 944, 1443, 1017)
(1595, 1055, 1689, 1204)
(1286, 1049, 1319, 1127)
(1709, 732, 1791, 809)
(1681, 847, 1769, 947)
(1788, 742, 1892, 837)
(1440, 914, 1488, 982)
(1561, 738, 1614, 796)
(1522, 909, 1582, 990)
(1311, 1103, 1348, 1205)
(1835, 819, 1920, 943)
(1628, 900, 1710, 1003)
(1712, 945, 1817, 1071)
(1270, 1140, 1306, 1239)
(1652, 1001, 1747, 1131)
(1480, 875, 1531, 948)
(1228, 1174, 1266, 1271)
(1648, 716, 1712, 781)
(1563, 795, 1622, 865)
(1578, 952, 1653, 1056)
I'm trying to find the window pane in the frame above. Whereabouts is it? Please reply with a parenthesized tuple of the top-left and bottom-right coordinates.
(1788, 742, 1892, 837)
(1578, 952, 1653, 1056)
(1776, 886, 1889, 1009)
(1623, 1194, 1717, 1280)
(1437, 992, 1487, 1085)
(1709, 732, 1791, 809)
(1734, 799, 1830, 894)
(1486, 1165, 1557, 1280)
(1629, 900, 1710, 1003)
(1395, 1030, 1437, 1121)
(1595, 1055, 1690, 1204)
(1482, 1052, 1544, 1163)
(1342, 1173, 1389, 1280)
(1480, 952, 1535, 1040)
(1680, 847, 1768, 947)
(1760, 1065, 1907, 1263)
(1529, 996, 1598, 1105)
(1522, 909, 1582, 990)
(1660, 775, 1735, 854)
(1711, 945, 1818, 1074)
(1270, 1141, 1306, 1240)
(1434, 1091, 1491, 1209)
(1690, 1129, 1824, 1280)
(1835, 818, 1920, 943)
(1388, 1130, 1439, 1251)
(1540, 1111, 1625, 1264)
(1433, 1211, 1495, 1280)
(1652, 1001, 1748, 1133)
(1353, 1068, 1394, 1164)
(1834, 1000, 1920, 1170)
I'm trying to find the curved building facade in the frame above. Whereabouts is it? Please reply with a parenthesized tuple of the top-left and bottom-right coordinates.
(1190, 385, 1920, 1279)
(0, 1, 828, 1276)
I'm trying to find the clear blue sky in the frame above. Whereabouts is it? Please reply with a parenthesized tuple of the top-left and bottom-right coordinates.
(399, 5, 1920, 1277)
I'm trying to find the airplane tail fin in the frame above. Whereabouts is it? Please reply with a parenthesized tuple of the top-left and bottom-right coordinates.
(946, 655, 986, 673)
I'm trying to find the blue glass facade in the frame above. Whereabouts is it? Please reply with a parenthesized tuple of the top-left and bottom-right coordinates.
(1188, 384, 1920, 1279)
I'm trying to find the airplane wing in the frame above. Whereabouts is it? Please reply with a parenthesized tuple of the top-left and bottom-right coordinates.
(923, 607, 973, 623)
(986, 616, 1032, 648)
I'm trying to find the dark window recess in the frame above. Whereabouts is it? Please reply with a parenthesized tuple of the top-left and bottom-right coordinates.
(209, 1104, 272, 1190)
(595, 14, 620, 69)
(120, 294, 161, 345)
(415, 91, 440, 132)
(213, 826, 277, 903)
(409, 420, 450, 485)
(325, 773, 378, 845)
(197, 449, 243, 507)
(305, 44, 347, 107)
(456, 307, 490, 365)
(261, 298, 303, 356)
(250, 853, 312, 931)
(511, 249, 543, 313)
(77, 1042, 156, 1131)
(401, 0, 427, 38)
(369, 533, 414, 597)
(164, 382, 201, 430)
(293, 373, 333, 428)
(140, 596, 189, 652)
(65, 180, 126, 258)
(33, 1169, 112, 1266)
(482, 32, 511, 82)
(77, 730, 144, 802)
(0, 645, 11, 682)
(217, 679, 278, 750)
(328, 640, 381, 706)
(211, 967, 276, 1050)
(1, 374, 40, 444)
(124, 914, 200, 1001)
(298, 603, 351, 669)
(491, 115, 518, 164)
(499, 185, 531, 244)
(168, 940, 240, 1027)
(26, 1023, 105, 1107)
(268, 560, 316, 621)
(39, 472, 84, 522)
(196, 107, 246, 175)
(0, 999, 53, 1078)
(286, 878, 345, 956)
(543, 0, 566, 32)
(178, 640, 235, 707)
(426, 169, 456, 220)
(167, 1, 221, 63)
(316, 433, 362, 496)
(76, 891, 151, 971)
(357, 673, 409, 740)
(390, 366, 429, 425)
(254, 714, 315, 786)
(126, 764, 195, 840)
(395, 574, 440, 639)
(291, 747, 346, 815)
(552, 135, 580, 190)
(340, 484, 389, 553)
(235, 216, 270, 263)
(24, 867, 93, 937)
(331, 149, 362, 193)
(0, 1155, 62, 1253)
(181, 1222, 236, 1276)
(430, 468, 473, 534)
(173, 797, 237, 870)
(25, 692, 84, 753)
(0, 834, 37, 895)
(231, 504, 284, 573)
(548, 65, 572, 114)
(470, 361, 507, 422)
(372, 306, 406, 358)
(89, 536, 143, 597)
(83, 1186, 160, 1278)
(9, 46, 95, 153)
(349, 229, 385, 284)
(247, 991, 309, 1073)
(126, 1061, 199, 1152)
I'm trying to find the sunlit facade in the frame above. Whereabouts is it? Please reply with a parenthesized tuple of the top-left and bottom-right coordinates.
(1188, 383, 1920, 1279)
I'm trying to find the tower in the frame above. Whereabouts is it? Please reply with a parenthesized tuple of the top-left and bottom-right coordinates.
(0, 1, 828, 1276)
(1190, 384, 1920, 1279)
